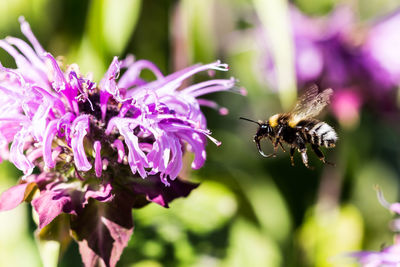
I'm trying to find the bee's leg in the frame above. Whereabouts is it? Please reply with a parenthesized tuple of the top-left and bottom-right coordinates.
(272, 137, 282, 154)
(260, 136, 277, 157)
(311, 145, 335, 166)
(268, 136, 275, 149)
(296, 134, 313, 169)
(274, 126, 285, 152)
(290, 146, 295, 166)
(270, 137, 281, 157)
(300, 149, 313, 169)
(278, 141, 286, 152)
(255, 138, 275, 158)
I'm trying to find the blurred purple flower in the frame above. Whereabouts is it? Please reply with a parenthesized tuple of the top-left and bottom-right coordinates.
(263, 6, 358, 88)
(349, 188, 400, 266)
(362, 10, 400, 88)
(332, 89, 362, 127)
(351, 236, 400, 267)
(263, 5, 400, 118)
(0, 18, 241, 267)
(290, 6, 356, 86)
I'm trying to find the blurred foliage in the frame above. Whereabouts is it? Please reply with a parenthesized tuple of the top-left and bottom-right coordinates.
(1, 0, 400, 267)
(297, 204, 363, 266)
(253, 0, 297, 109)
(0, 162, 41, 267)
(73, 0, 142, 78)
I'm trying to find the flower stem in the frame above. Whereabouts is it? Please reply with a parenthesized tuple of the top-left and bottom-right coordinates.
(253, 0, 297, 109)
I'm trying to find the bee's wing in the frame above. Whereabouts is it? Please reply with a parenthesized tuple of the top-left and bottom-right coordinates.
(289, 85, 333, 126)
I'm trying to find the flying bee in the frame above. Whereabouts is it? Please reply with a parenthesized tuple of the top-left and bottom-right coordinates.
(240, 85, 337, 168)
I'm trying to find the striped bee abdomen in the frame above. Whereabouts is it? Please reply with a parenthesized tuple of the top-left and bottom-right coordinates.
(308, 121, 337, 148)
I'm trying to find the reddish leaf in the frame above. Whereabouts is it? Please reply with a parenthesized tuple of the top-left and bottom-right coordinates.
(84, 182, 113, 204)
(131, 175, 199, 207)
(32, 190, 73, 229)
(71, 190, 134, 267)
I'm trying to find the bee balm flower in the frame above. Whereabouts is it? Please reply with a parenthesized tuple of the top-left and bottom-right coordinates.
(0, 17, 242, 267)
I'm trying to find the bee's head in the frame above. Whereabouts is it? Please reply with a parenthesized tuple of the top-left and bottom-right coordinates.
(255, 122, 273, 140)
(240, 117, 274, 157)
(239, 117, 273, 138)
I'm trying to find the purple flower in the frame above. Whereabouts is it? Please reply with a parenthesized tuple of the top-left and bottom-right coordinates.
(263, 6, 357, 88)
(349, 188, 400, 266)
(0, 18, 242, 267)
(362, 10, 400, 88)
(351, 236, 400, 267)
(262, 5, 400, 117)
(331, 89, 362, 127)
(290, 6, 356, 86)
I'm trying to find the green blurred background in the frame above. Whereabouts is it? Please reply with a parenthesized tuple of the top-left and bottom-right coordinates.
(0, 0, 400, 266)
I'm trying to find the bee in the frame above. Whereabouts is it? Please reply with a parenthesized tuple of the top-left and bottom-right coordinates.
(240, 85, 337, 168)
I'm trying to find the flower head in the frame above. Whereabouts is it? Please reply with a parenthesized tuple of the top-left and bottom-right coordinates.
(0, 17, 242, 267)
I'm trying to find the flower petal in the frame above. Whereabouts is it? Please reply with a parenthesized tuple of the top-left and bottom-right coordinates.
(107, 118, 148, 178)
(43, 120, 59, 169)
(118, 59, 164, 89)
(0, 183, 29, 211)
(112, 139, 125, 163)
(93, 141, 102, 178)
(32, 189, 73, 229)
(84, 182, 113, 204)
(10, 127, 34, 175)
(19, 16, 45, 56)
(100, 57, 120, 97)
(71, 115, 92, 171)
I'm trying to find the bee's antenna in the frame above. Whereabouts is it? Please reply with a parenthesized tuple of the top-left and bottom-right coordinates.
(239, 117, 261, 125)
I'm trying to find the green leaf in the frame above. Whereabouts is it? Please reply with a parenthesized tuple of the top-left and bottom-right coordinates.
(131, 260, 163, 267)
(75, 0, 142, 78)
(297, 204, 364, 267)
(227, 167, 292, 244)
(352, 160, 399, 250)
(35, 240, 60, 267)
(35, 214, 72, 267)
(171, 181, 238, 234)
(135, 180, 237, 235)
(241, 176, 292, 244)
(223, 218, 282, 267)
(180, 0, 217, 63)
(294, 0, 335, 15)
(102, 0, 142, 55)
(0, 162, 41, 267)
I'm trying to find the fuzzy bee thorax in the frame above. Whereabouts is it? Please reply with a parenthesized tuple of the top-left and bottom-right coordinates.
(268, 114, 280, 127)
